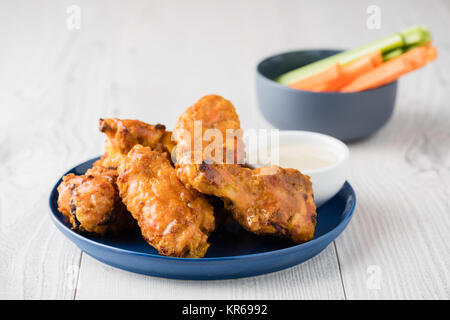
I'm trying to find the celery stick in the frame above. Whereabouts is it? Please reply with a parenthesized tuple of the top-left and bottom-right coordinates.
(383, 26, 431, 61)
(401, 25, 431, 47)
(277, 26, 431, 85)
(382, 48, 404, 61)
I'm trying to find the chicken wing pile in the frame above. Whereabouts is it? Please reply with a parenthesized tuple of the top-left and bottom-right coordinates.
(57, 95, 317, 258)
(173, 95, 316, 243)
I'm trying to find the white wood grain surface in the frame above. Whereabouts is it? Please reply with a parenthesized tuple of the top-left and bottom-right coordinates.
(0, 0, 448, 300)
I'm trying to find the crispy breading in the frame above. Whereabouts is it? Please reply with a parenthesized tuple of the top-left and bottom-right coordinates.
(116, 145, 215, 258)
(174, 94, 245, 166)
(99, 118, 175, 167)
(57, 163, 134, 235)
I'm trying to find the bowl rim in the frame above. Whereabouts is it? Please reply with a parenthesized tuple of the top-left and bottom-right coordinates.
(256, 48, 397, 95)
(49, 157, 356, 262)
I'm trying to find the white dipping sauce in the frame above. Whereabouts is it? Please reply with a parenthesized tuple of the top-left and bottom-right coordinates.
(274, 144, 339, 171)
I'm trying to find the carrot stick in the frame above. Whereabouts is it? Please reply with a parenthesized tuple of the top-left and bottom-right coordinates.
(323, 50, 383, 91)
(289, 50, 383, 92)
(289, 62, 342, 91)
(340, 45, 436, 92)
(342, 59, 406, 92)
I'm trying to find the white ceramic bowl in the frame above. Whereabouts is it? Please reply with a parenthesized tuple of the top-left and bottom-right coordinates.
(247, 130, 349, 207)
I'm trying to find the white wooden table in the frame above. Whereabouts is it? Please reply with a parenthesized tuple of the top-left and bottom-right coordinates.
(1, 0, 449, 300)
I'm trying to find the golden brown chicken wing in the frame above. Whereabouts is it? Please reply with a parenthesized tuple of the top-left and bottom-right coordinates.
(116, 145, 215, 258)
(99, 118, 175, 167)
(173, 94, 317, 243)
(174, 94, 245, 166)
(57, 162, 134, 235)
(186, 163, 316, 243)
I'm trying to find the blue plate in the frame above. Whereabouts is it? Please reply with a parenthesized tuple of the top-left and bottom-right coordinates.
(49, 157, 356, 280)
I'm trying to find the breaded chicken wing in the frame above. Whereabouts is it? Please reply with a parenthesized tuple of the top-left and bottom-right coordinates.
(57, 162, 134, 235)
(99, 118, 175, 167)
(116, 145, 215, 258)
(174, 94, 245, 166)
(173, 94, 317, 243)
(187, 163, 316, 243)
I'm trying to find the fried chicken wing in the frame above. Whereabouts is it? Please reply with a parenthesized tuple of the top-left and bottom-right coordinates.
(188, 163, 316, 243)
(57, 162, 134, 235)
(116, 145, 215, 258)
(173, 94, 317, 243)
(99, 118, 175, 167)
(174, 94, 245, 166)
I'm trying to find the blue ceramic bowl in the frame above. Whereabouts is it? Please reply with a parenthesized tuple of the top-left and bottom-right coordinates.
(256, 50, 397, 141)
(49, 157, 356, 280)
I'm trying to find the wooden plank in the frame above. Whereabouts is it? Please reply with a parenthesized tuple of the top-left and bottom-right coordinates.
(75, 244, 344, 300)
(0, 0, 84, 299)
(0, 0, 117, 298)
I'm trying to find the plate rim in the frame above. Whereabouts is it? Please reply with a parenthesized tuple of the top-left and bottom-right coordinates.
(49, 157, 356, 262)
